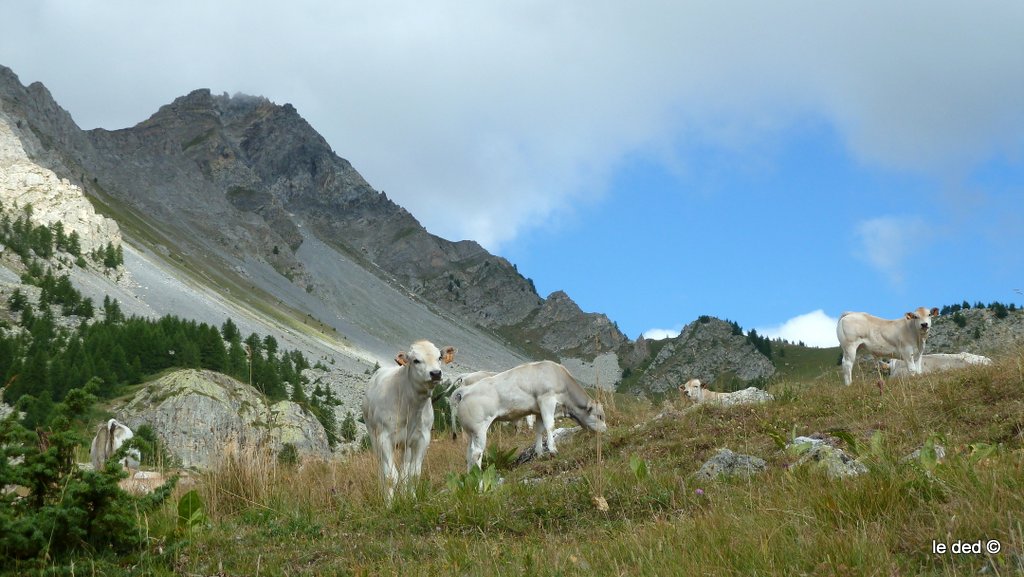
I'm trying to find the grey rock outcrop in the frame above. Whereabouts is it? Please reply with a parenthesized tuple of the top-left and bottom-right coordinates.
(118, 369, 332, 469)
(706, 387, 775, 407)
(632, 317, 775, 395)
(693, 448, 767, 481)
(0, 110, 122, 256)
(787, 437, 867, 479)
(927, 308, 1024, 356)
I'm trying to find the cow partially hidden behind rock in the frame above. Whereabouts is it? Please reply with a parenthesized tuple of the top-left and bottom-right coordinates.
(881, 352, 992, 378)
(90, 418, 141, 471)
(679, 379, 774, 406)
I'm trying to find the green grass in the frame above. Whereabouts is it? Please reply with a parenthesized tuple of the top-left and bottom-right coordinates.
(43, 349, 1024, 576)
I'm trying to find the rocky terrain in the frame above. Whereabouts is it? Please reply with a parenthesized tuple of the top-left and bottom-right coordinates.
(626, 316, 776, 395)
(117, 369, 337, 468)
(928, 307, 1024, 355)
(0, 66, 624, 369)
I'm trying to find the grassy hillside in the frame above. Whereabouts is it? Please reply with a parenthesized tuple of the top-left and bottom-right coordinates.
(10, 350, 1024, 576)
(772, 343, 842, 384)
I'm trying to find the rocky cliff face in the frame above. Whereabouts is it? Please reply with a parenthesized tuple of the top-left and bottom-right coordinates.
(0, 66, 625, 363)
(630, 317, 776, 395)
(0, 109, 121, 255)
(118, 369, 333, 469)
(927, 308, 1024, 355)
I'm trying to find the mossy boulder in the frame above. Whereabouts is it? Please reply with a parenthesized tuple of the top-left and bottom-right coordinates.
(118, 369, 331, 468)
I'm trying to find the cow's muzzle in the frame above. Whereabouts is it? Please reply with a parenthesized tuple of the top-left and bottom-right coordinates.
(430, 370, 442, 381)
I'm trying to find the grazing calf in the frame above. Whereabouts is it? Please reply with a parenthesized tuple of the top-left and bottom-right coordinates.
(90, 418, 141, 471)
(836, 306, 939, 385)
(452, 360, 607, 471)
(362, 340, 456, 502)
(881, 352, 993, 378)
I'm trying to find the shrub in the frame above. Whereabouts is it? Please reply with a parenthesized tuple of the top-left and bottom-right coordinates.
(0, 386, 176, 572)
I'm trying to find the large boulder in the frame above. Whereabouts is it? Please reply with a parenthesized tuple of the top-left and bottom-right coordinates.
(117, 369, 332, 469)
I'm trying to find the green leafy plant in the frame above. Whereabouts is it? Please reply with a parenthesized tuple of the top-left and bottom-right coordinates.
(177, 489, 209, 533)
(482, 445, 518, 471)
(446, 464, 499, 494)
(629, 454, 649, 481)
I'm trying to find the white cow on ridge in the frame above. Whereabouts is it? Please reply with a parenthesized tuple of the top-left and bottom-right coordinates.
(362, 340, 456, 502)
(90, 418, 141, 471)
(881, 352, 992, 378)
(451, 360, 607, 472)
(836, 306, 939, 386)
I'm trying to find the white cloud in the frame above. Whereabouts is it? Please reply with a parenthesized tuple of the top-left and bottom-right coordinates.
(854, 216, 930, 285)
(757, 310, 839, 348)
(642, 328, 681, 341)
(3, 1, 1022, 250)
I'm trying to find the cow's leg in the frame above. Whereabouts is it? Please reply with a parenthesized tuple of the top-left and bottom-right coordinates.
(406, 428, 431, 486)
(534, 418, 546, 455)
(539, 396, 558, 454)
(840, 344, 857, 386)
(374, 431, 398, 503)
(467, 428, 488, 472)
(910, 349, 924, 375)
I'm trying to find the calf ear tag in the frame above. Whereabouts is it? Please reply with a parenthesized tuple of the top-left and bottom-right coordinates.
(395, 352, 409, 366)
(442, 346, 457, 364)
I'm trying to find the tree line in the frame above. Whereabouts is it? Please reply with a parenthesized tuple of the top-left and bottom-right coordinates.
(1, 202, 339, 445)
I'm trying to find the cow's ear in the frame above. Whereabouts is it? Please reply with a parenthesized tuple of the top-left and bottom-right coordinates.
(930, 307, 940, 317)
(700, 381, 708, 389)
(441, 346, 457, 364)
(904, 311, 917, 320)
(395, 352, 409, 366)
(586, 401, 596, 413)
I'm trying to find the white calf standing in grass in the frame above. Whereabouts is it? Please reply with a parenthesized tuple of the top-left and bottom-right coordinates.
(452, 360, 607, 472)
(836, 306, 939, 386)
(90, 418, 141, 471)
(362, 340, 456, 502)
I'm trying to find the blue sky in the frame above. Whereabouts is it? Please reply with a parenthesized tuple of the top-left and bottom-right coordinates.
(2, 1, 1022, 347)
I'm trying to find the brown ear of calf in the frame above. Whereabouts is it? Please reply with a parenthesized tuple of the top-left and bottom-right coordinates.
(394, 352, 409, 366)
(441, 346, 457, 364)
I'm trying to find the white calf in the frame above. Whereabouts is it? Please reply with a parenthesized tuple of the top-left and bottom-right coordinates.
(836, 306, 939, 385)
(452, 360, 607, 471)
(447, 371, 496, 439)
(362, 340, 456, 502)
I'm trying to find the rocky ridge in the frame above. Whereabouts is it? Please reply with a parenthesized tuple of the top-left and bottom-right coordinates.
(630, 316, 776, 395)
